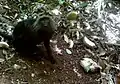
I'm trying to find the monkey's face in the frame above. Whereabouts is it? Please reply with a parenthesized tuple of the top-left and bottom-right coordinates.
(36, 18, 50, 28)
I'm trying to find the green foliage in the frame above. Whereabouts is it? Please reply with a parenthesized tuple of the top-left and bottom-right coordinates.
(79, 2, 89, 8)
(58, 0, 65, 5)
(2, 0, 90, 42)
(67, 11, 78, 20)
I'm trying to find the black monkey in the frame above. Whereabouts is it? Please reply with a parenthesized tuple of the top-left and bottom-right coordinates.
(0, 15, 57, 64)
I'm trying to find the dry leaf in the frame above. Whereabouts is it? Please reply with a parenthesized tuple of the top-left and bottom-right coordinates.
(76, 31, 80, 40)
(69, 39, 74, 48)
(54, 45, 62, 55)
(64, 34, 69, 43)
(83, 36, 96, 48)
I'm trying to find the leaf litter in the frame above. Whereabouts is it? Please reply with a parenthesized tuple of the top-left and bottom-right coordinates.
(0, 0, 119, 83)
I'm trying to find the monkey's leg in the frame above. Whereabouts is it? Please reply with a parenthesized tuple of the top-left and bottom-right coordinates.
(44, 40, 56, 64)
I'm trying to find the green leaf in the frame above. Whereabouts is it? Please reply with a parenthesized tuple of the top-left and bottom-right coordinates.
(58, 0, 65, 5)
(79, 2, 88, 8)
(67, 11, 78, 20)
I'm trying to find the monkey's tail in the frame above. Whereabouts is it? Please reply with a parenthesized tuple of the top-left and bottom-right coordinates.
(0, 31, 13, 41)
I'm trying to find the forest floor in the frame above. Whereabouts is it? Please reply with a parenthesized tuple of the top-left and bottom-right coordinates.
(0, 34, 100, 84)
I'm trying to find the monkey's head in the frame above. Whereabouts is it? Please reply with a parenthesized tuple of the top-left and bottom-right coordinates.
(33, 15, 57, 33)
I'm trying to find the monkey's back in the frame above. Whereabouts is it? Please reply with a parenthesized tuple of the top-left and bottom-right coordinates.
(12, 16, 56, 54)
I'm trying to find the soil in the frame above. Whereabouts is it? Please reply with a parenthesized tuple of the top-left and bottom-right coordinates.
(0, 34, 100, 84)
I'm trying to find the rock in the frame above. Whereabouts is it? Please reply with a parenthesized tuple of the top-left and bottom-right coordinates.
(13, 64, 21, 70)
(80, 58, 101, 73)
(66, 49, 72, 55)
(31, 73, 35, 77)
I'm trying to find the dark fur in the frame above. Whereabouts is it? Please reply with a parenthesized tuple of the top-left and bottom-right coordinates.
(0, 16, 56, 64)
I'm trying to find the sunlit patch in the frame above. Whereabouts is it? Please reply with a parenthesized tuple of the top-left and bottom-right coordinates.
(92, 0, 120, 44)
